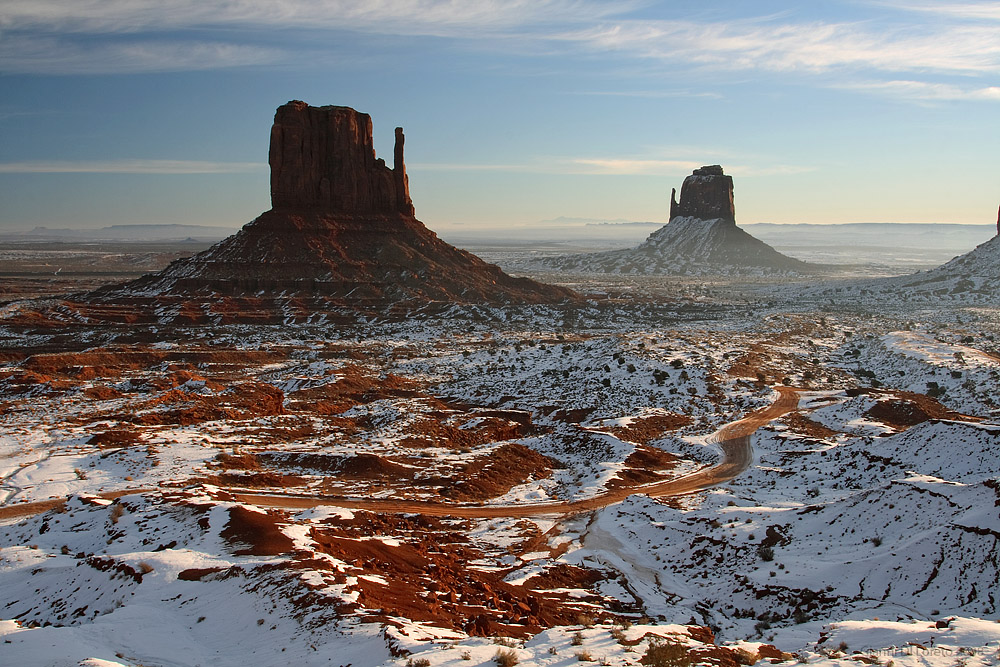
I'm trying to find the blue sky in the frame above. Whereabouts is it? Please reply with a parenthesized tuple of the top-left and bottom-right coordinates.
(1, 0, 998, 233)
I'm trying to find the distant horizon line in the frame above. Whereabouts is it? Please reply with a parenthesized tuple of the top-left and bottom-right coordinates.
(2, 220, 996, 234)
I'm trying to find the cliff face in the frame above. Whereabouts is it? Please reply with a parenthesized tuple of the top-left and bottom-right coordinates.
(269, 101, 414, 215)
(669, 165, 735, 223)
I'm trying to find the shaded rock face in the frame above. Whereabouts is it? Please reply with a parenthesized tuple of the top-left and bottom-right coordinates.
(669, 165, 735, 223)
(269, 101, 413, 215)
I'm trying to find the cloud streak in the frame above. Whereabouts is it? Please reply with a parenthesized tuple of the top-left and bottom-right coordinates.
(4, 0, 1000, 95)
(412, 157, 813, 177)
(0, 0, 628, 36)
(880, 1, 1000, 21)
(0, 159, 265, 174)
(561, 18, 1000, 76)
(840, 80, 1000, 101)
(0, 35, 283, 74)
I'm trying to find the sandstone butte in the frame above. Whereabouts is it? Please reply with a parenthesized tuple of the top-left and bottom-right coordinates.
(540, 164, 814, 275)
(36, 101, 577, 325)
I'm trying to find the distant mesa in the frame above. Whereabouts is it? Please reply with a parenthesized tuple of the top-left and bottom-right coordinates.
(538, 165, 815, 275)
(61, 101, 576, 322)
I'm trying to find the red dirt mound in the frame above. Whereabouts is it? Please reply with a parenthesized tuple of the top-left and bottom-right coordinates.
(126, 381, 285, 426)
(604, 413, 693, 444)
(524, 564, 605, 590)
(399, 414, 528, 449)
(309, 525, 602, 637)
(255, 452, 414, 480)
(438, 443, 555, 502)
(858, 388, 977, 430)
(610, 445, 680, 488)
(88, 428, 143, 448)
(220, 506, 295, 556)
(780, 413, 841, 438)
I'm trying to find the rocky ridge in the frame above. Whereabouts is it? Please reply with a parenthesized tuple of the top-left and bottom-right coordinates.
(535, 166, 815, 275)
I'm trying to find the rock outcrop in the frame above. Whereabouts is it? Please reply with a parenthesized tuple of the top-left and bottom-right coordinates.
(68, 101, 575, 322)
(669, 165, 735, 222)
(268, 102, 414, 215)
(536, 166, 816, 276)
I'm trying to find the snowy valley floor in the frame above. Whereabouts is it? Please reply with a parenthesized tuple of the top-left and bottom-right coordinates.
(1, 277, 999, 667)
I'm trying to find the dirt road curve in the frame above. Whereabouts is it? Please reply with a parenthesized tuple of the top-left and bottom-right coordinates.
(233, 386, 802, 518)
(0, 387, 801, 522)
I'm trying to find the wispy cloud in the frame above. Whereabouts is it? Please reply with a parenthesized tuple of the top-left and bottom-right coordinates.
(0, 0, 630, 74)
(412, 157, 812, 177)
(879, 1, 1000, 21)
(569, 158, 703, 175)
(0, 33, 283, 75)
(0, 159, 265, 174)
(571, 90, 724, 100)
(560, 19, 1000, 75)
(840, 79, 1000, 101)
(5, 0, 1000, 89)
(0, 0, 629, 36)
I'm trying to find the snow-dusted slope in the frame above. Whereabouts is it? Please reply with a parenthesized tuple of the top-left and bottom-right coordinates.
(534, 217, 815, 275)
(811, 234, 1000, 305)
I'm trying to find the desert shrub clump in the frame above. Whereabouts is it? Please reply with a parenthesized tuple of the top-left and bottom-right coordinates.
(641, 639, 691, 667)
(406, 659, 431, 667)
(494, 648, 519, 667)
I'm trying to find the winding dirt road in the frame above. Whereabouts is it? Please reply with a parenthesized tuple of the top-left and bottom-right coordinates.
(0, 387, 801, 522)
(232, 386, 802, 518)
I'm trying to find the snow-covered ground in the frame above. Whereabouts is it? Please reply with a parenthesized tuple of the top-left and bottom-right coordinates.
(1, 297, 998, 666)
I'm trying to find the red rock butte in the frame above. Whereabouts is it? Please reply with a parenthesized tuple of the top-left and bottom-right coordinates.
(47, 101, 577, 324)
(268, 102, 415, 215)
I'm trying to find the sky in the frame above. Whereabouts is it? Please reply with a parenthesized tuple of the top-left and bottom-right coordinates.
(1, 0, 999, 235)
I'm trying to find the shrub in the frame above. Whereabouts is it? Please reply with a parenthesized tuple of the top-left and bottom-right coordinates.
(109, 503, 125, 524)
(406, 659, 431, 667)
(576, 651, 594, 661)
(757, 545, 775, 561)
(641, 639, 691, 667)
(572, 631, 585, 646)
(494, 648, 519, 667)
